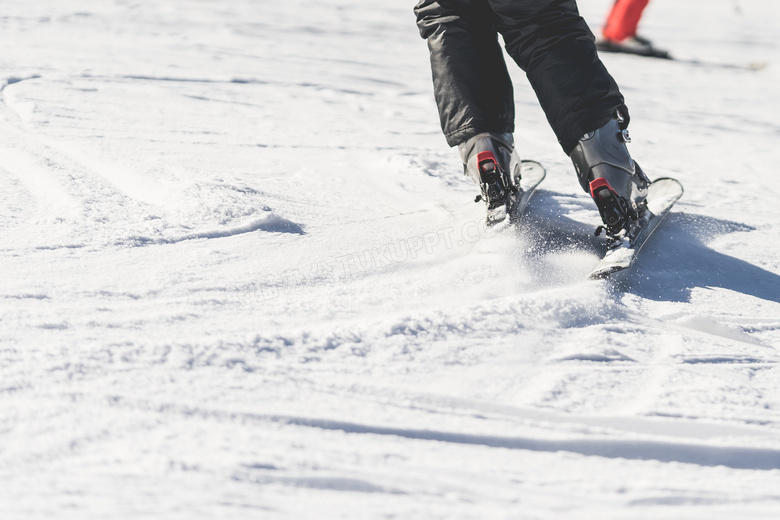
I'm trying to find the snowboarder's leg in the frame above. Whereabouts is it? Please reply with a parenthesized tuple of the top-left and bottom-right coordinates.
(487, 0, 625, 155)
(602, 0, 651, 43)
(415, 0, 521, 224)
(487, 0, 647, 231)
(414, 0, 515, 147)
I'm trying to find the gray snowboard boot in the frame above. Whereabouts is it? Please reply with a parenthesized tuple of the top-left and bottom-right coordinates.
(458, 132, 522, 226)
(570, 113, 650, 236)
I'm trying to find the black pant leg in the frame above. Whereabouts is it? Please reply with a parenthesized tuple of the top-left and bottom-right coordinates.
(487, 0, 625, 154)
(415, 0, 515, 147)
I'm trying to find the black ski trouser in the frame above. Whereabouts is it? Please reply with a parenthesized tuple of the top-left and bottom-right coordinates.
(414, 0, 626, 155)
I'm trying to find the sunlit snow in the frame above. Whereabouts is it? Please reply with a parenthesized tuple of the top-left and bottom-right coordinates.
(2, 1, 780, 518)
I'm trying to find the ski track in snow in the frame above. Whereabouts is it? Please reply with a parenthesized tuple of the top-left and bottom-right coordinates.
(2, 1, 780, 518)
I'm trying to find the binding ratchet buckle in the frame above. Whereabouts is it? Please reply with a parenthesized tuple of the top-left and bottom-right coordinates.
(590, 178, 631, 236)
(476, 151, 505, 205)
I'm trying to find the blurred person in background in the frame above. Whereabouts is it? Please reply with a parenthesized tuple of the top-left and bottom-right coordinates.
(596, 0, 670, 58)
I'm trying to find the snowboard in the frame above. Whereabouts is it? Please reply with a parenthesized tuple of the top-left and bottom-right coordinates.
(510, 160, 546, 219)
(587, 177, 683, 280)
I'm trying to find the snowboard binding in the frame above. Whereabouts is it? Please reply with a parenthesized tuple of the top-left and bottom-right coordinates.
(570, 111, 650, 241)
(473, 151, 519, 225)
(590, 177, 648, 245)
(459, 132, 522, 226)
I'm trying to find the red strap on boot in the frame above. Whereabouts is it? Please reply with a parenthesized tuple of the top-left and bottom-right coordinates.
(590, 177, 614, 199)
(476, 151, 499, 174)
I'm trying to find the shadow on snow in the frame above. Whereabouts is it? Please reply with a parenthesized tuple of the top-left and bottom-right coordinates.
(520, 191, 780, 305)
(623, 213, 780, 305)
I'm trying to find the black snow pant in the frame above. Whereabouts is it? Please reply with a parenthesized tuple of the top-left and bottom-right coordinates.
(414, 0, 626, 155)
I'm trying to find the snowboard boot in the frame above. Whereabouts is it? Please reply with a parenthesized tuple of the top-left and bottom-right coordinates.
(458, 132, 521, 226)
(570, 112, 650, 238)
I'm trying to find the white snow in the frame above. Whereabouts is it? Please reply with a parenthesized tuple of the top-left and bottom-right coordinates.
(2, 0, 780, 518)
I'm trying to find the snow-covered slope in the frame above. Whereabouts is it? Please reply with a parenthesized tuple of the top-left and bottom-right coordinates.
(2, 0, 779, 518)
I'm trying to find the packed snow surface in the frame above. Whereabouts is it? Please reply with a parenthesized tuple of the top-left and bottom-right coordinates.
(2, 0, 780, 518)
